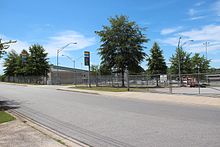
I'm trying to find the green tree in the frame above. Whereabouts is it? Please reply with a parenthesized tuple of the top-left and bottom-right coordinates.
(99, 64, 112, 75)
(0, 39, 6, 59)
(91, 65, 100, 76)
(0, 48, 5, 59)
(28, 44, 50, 76)
(191, 53, 210, 73)
(147, 42, 167, 75)
(3, 50, 19, 76)
(170, 47, 192, 74)
(96, 15, 148, 87)
(147, 42, 167, 87)
(15, 49, 30, 76)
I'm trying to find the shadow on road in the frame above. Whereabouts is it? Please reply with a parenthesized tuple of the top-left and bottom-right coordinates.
(0, 100, 20, 111)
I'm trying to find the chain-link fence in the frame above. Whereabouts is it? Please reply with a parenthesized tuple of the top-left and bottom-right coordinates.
(1, 76, 48, 85)
(1, 70, 220, 97)
(72, 72, 220, 97)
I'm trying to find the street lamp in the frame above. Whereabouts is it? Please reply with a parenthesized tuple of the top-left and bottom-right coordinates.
(177, 37, 193, 86)
(62, 54, 75, 69)
(56, 42, 77, 84)
(0, 39, 17, 50)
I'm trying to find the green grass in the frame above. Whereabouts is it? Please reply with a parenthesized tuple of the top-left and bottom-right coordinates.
(73, 86, 128, 92)
(0, 111, 15, 124)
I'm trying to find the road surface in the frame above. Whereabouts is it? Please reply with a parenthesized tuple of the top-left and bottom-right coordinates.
(0, 83, 220, 147)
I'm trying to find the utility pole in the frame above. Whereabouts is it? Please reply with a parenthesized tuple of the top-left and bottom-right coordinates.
(176, 37, 193, 86)
(203, 41, 209, 60)
(56, 42, 77, 84)
(177, 37, 181, 87)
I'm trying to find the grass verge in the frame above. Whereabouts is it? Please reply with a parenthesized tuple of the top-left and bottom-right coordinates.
(73, 86, 128, 92)
(0, 111, 15, 124)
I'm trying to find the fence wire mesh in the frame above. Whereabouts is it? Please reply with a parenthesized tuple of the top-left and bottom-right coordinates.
(1, 71, 220, 97)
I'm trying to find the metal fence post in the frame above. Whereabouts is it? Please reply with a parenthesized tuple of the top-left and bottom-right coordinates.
(125, 67, 130, 91)
(198, 68, 201, 95)
(169, 74, 172, 94)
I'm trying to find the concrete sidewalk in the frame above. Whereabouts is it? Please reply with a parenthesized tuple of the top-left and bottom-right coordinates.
(0, 111, 87, 147)
(58, 87, 220, 107)
(0, 117, 64, 147)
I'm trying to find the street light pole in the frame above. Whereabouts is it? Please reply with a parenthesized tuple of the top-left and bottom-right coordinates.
(203, 41, 209, 60)
(56, 42, 77, 84)
(0, 39, 17, 50)
(177, 37, 181, 86)
(176, 37, 194, 86)
(62, 54, 76, 84)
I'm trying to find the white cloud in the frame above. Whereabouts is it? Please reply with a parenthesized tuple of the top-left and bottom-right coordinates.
(160, 26, 182, 35)
(0, 34, 29, 54)
(188, 8, 197, 16)
(195, 1, 205, 6)
(187, 4, 206, 21)
(190, 15, 206, 20)
(0, 31, 96, 73)
(180, 25, 220, 41)
(161, 24, 220, 53)
(212, 59, 220, 63)
(44, 31, 96, 57)
(1, 30, 96, 57)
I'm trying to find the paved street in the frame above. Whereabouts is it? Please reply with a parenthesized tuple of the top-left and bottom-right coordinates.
(0, 82, 220, 147)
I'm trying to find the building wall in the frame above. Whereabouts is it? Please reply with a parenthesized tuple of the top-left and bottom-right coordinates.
(48, 65, 89, 85)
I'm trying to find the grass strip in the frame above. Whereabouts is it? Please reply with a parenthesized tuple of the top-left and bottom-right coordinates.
(73, 86, 128, 92)
(0, 111, 15, 124)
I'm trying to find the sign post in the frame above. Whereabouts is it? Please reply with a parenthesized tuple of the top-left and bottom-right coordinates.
(84, 51, 91, 88)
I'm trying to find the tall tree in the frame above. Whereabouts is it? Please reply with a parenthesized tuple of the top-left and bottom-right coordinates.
(170, 47, 192, 74)
(147, 42, 167, 75)
(28, 44, 50, 76)
(191, 53, 210, 73)
(3, 50, 19, 76)
(96, 15, 148, 87)
(99, 64, 112, 75)
(91, 65, 100, 76)
(15, 49, 30, 76)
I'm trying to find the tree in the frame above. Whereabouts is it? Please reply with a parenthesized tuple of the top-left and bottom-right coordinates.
(0, 39, 16, 59)
(147, 42, 167, 87)
(0, 47, 5, 59)
(15, 49, 30, 76)
(96, 15, 148, 87)
(147, 42, 167, 75)
(170, 47, 192, 74)
(99, 64, 112, 75)
(0, 40, 6, 59)
(3, 50, 19, 76)
(28, 44, 50, 76)
(91, 65, 100, 76)
(191, 53, 210, 73)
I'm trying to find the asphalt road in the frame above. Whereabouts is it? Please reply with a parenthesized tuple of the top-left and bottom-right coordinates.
(0, 83, 220, 147)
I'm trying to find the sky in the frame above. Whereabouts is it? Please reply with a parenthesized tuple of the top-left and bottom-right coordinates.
(0, 0, 220, 73)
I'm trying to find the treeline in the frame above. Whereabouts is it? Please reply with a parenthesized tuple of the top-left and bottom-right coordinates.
(1, 15, 212, 82)
(147, 42, 210, 75)
(93, 15, 210, 78)
(3, 44, 50, 77)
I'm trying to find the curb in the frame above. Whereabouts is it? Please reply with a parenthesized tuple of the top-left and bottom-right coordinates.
(57, 88, 100, 95)
(8, 110, 89, 147)
(57, 87, 220, 108)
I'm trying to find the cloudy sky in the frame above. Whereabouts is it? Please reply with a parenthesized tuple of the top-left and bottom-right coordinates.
(0, 0, 220, 73)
